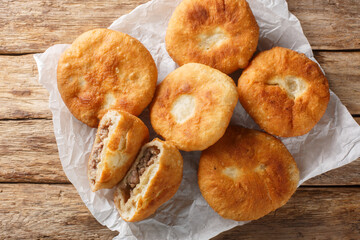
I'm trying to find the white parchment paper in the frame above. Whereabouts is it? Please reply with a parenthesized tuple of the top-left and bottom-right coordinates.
(34, 0, 360, 239)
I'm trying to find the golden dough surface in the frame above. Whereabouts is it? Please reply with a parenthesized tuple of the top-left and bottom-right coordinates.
(150, 63, 238, 151)
(238, 47, 330, 137)
(166, 0, 259, 74)
(198, 126, 299, 221)
(57, 28, 157, 128)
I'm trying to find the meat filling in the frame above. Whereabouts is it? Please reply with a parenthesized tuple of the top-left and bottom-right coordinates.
(121, 146, 160, 202)
(88, 119, 112, 184)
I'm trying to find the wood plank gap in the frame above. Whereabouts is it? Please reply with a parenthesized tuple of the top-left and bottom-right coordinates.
(0, 182, 70, 185)
(0, 117, 52, 121)
(0, 52, 40, 56)
(1, 182, 359, 188)
(1, 49, 359, 56)
(313, 49, 360, 53)
(300, 185, 360, 188)
(0, 49, 358, 56)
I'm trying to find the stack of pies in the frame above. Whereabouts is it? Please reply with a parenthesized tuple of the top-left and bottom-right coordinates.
(57, 0, 329, 223)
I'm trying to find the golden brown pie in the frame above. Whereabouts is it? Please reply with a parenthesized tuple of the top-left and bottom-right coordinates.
(166, 0, 259, 74)
(57, 28, 157, 128)
(150, 63, 238, 151)
(198, 126, 299, 221)
(238, 47, 330, 137)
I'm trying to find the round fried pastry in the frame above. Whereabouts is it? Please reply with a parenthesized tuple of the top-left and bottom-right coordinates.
(166, 0, 259, 74)
(198, 126, 299, 221)
(238, 47, 330, 137)
(150, 63, 238, 151)
(57, 28, 157, 128)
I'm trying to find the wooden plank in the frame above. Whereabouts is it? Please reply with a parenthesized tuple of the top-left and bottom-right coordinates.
(288, 0, 360, 50)
(1, 52, 360, 120)
(0, 184, 117, 239)
(0, 119, 67, 183)
(0, 119, 359, 185)
(303, 158, 360, 186)
(0, 0, 148, 54)
(0, 0, 359, 54)
(314, 51, 360, 114)
(0, 55, 51, 120)
(0, 184, 358, 239)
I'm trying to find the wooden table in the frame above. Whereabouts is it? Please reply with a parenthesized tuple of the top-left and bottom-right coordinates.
(1, 0, 359, 239)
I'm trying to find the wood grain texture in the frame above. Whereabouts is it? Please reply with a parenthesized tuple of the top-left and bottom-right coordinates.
(0, 54, 51, 120)
(0, 119, 359, 185)
(0, 0, 148, 54)
(314, 51, 360, 114)
(288, 0, 360, 50)
(1, 51, 359, 121)
(0, 184, 117, 239)
(0, 184, 358, 239)
(0, 119, 66, 183)
(303, 157, 360, 186)
(0, 0, 359, 53)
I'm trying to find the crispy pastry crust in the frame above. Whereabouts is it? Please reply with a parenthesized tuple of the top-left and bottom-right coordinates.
(238, 47, 330, 137)
(166, 0, 259, 74)
(88, 110, 149, 192)
(198, 126, 299, 221)
(150, 63, 238, 151)
(57, 28, 157, 128)
(114, 138, 183, 222)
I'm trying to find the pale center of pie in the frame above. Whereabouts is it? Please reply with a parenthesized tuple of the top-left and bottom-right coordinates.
(102, 92, 116, 110)
(267, 76, 308, 99)
(255, 164, 267, 172)
(198, 27, 229, 51)
(222, 167, 241, 180)
(78, 76, 86, 88)
(171, 94, 196, 124)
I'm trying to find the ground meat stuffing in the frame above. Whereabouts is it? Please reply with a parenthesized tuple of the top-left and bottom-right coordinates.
(88, 120, 112, 184)
(121, 146, 160, 200)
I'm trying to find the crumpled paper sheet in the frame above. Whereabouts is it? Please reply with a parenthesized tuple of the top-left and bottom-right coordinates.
(34, 0, 360, 239)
